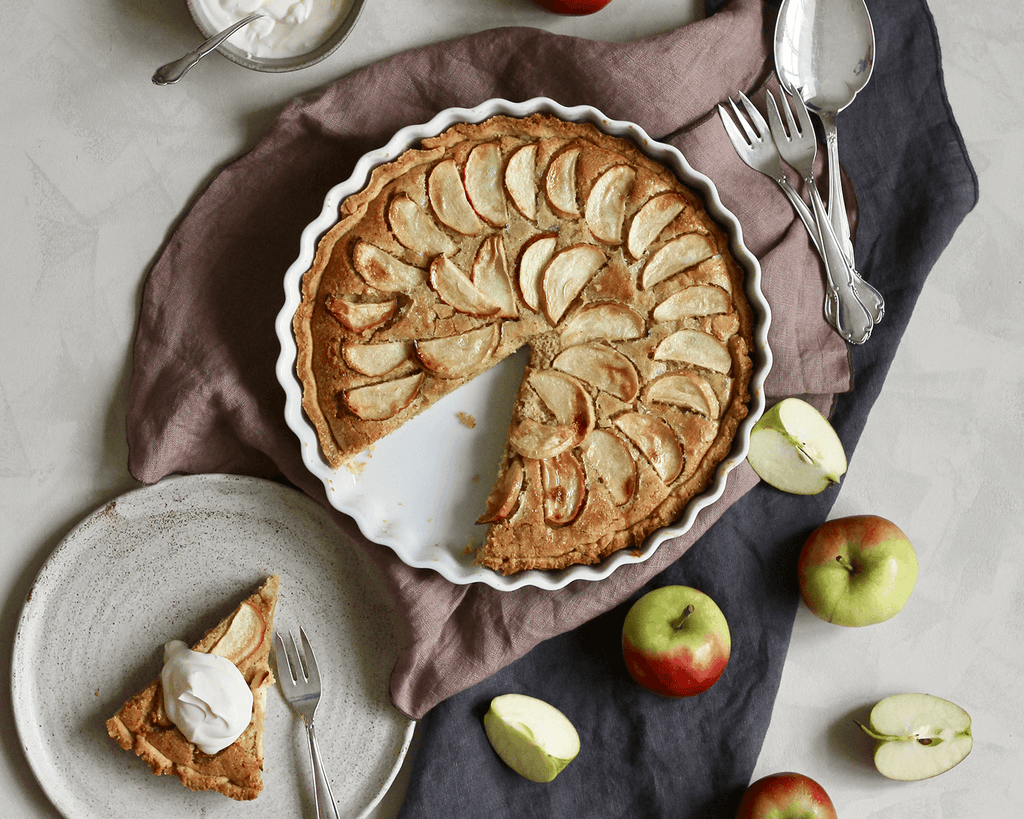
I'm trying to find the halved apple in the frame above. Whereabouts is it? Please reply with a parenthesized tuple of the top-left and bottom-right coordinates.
(324, 295, 397, 332)
(509, 418, 578, 460)
(614, 412, 683, 484)
(553, 344, 639, 402)
(428, 159, 483, 235)
(645, 372, 720, 418)
(653, 285, 732, 322)
(518, 234, 557, 313)
(542, 244, 606, 324)
(585, 164, 635, 245)
(542, 451, 586, 525)
(626, 192, 688, 259)
(505, 143, 538, 221)
(857, 693, 973, 781)
(581, 428, 637, 506)
(653, 329, 732, 375)
(415, 323, 499, 378)
(640, 234, 716, 288)
(210, 602, 266, 664)
(352, 241, 427, 293)
(476, 457, 524, 524)
(483, 693, 580, 783)
(559, 302, 645, 346)
(342, 339, 413, 377)
(472, 235, 518, 318)
(429, 255, 502, 317)
(529, 370, 595, 444)
(343, 372, 424, 420)
(464, 142, 508, 227)
(544, 147, 581, 217)
(388, 194, 458, 256)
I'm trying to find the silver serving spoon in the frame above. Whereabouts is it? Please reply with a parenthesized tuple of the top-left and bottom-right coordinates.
(152, 12, 264, 85)
(774, 0, 883, 324)
(774, 0, 874, 262)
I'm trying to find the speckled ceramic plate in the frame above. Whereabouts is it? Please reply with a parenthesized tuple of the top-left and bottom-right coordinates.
(11, 474, 414, 819)
(276, 96, 772, 592)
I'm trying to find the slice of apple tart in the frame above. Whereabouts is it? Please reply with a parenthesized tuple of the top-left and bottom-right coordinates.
(293, 113, 754, 575)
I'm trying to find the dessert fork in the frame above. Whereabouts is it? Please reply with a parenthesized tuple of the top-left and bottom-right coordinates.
(717, 93, 871, 344)
(765, 88, 885, 326)
(276, 629, 341, 819)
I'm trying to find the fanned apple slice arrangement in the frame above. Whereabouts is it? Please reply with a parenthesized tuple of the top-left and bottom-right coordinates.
(294, 114, 755, 574)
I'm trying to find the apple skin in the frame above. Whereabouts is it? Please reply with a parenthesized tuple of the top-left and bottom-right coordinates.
(621, 585, 730, 698)
(532, 0, 613, 15)
(735, 772, 838, 819)
(798, 515, 918, 627)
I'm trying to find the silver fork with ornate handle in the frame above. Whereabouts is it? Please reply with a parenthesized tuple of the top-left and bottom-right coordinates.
(717, 93, 872, 343)
(276, 629, 341, 819)
(765, 88, 885, 326)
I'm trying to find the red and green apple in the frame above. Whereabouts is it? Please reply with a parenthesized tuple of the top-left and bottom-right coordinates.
(735, 772, 838, 819)
(532, 0, 614, 14)
(621, 585, 730, 697)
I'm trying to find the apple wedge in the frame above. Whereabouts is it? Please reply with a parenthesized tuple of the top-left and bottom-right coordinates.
(464, 142, 508, 226)
(746, 397, 847, 495)
(857, 693, 973, 781)
(415, 323, 499, 378)
(429, 256, 502, 317)
(542, 244, 606, 324)
(645, 372, 720, 419)
(209, 602, 266, 664)
(388, 194, 458, 256)
(542, 451, 586, 525)
(472, 235, 518, 318)
(477, 457, 525, 524)
(324, 295, 397, 333)
(544, 146, 581, 217)
(509, 418, 579, 460)
(626, 192, 688, 259)
(640, 234, 716, 289)
(529, 370, 595, 444)
(428, 158, 483, 235)
(559, 302, 645, 347)
(581, 429, 637, 506)
(352, 241, 427, 293)
(585, 164, 635, 244)
(614, 412, 683, 484)
(552, 343, 639, 402)
(343, 372, 424, 421)
(504, 143, 538, 221)
(653, 285, 732, 322)
(518, 234, 557, 313)
(342, 339, 413, 377)
(653, 329, 733, 375)
(483, 693, 580, 783)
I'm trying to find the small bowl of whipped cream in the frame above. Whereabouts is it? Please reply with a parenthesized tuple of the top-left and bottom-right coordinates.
(186, 0, 365, 73)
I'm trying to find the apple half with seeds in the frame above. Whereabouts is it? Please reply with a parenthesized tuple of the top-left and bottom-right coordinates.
(857, 693, 973, 781)
(483, 693, 580, 783)
(746, 397, 847, 494)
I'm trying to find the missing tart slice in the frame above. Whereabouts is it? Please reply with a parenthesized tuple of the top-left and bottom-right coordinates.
(106, 575, 280, 801)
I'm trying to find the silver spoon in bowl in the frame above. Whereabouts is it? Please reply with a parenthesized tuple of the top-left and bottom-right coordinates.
(153, 12, 264, 85)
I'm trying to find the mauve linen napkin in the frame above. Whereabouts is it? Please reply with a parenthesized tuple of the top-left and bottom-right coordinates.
(126, 0, 977, 814)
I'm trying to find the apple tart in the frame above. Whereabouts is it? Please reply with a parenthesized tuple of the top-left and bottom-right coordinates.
(293, 114, 754, 575)
(105, 575, 279, 800)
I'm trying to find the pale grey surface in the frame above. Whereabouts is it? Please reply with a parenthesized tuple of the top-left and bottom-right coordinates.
(0, 1, 1020, 818)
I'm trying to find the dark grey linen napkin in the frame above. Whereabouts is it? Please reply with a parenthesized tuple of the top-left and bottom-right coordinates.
(393, 0, 977, 817)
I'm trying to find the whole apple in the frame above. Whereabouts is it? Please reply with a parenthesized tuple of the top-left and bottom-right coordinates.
(532, 0, 614, 15)
(798, 515, 918, 627)
(735, 772, 838, 819)
(621, 585, 730, 697)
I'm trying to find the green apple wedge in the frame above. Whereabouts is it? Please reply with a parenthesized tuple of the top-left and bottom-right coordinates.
(746, 397, 847, 494)
(857, 693, 973, 781)
(483, 693, 580, 782)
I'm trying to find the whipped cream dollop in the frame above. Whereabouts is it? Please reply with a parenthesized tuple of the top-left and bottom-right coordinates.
(196, 0, 351, 60)
(160, 640, 254, 755)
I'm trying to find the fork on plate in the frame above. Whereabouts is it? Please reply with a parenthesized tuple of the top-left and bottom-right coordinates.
(718, 91, 878, 344)
(276, 628, 341, 819)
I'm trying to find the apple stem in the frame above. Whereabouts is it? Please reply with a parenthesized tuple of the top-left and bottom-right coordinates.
(835, 554, 856, 573)
(671, 604, 695, 631)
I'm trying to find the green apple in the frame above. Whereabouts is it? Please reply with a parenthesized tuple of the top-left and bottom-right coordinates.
(483, 693, 580, 782)
(746, 397, 847, 494)
(857, 693, 973, 780)
(735, 771, 838, 819)
(621, 585, 731, 697)
(798, 515, 918, 626)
